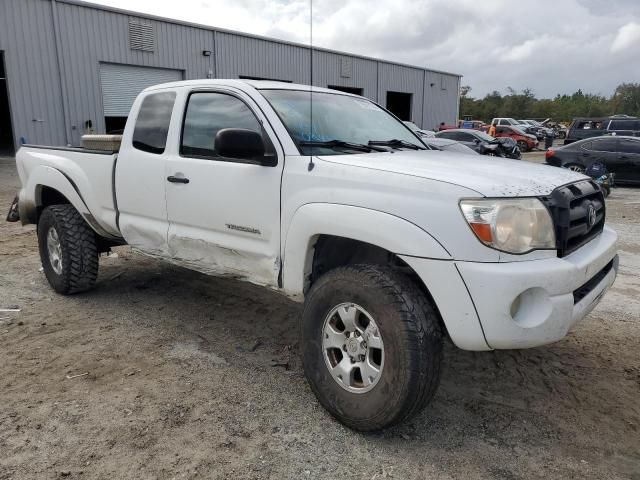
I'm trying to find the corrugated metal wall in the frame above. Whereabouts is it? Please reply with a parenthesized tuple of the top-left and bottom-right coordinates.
(54, 0, 212, 145)
(0, 0, 460, 149)
(423, 70, 460, 130)
(378, 63, 425, 125)
(0, 0, 66, 146)
(215, 32, 312, 84)
(311, 51, 378, 101)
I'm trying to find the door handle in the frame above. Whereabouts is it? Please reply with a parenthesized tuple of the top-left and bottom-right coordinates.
(167, 175, 189, 184)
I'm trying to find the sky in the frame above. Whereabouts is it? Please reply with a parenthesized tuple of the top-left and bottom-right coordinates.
(85, 0, 640, 99)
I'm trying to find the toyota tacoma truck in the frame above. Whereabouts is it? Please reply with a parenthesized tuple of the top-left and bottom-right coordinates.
(7, 80, 618, 431)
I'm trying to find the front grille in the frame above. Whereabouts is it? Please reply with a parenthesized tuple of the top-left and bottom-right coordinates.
(540, 180, 605, 257)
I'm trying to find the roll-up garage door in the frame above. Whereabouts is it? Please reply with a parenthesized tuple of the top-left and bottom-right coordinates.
(100, 63, 183, 117)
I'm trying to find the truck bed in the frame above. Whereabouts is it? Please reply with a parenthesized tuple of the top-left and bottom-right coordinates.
(16, 145, 121, 238)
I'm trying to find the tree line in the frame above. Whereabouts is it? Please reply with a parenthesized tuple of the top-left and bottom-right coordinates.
(459, 83, 640, 124)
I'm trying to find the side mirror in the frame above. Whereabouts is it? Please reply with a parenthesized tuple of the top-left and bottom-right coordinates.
(215, 128, 273, 165)
(474, 139, 481, 144)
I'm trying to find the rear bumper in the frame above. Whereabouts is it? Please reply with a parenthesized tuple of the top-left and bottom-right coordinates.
(456, 226, 618, 349)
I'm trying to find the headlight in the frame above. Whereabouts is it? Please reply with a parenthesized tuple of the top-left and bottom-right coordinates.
(460, 198, 556, 254)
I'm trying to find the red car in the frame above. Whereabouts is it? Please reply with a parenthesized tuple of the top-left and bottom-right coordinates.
(494, 125, 539, 152)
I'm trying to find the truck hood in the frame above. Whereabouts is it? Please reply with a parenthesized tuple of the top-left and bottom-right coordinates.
(318, 149, 584, 197)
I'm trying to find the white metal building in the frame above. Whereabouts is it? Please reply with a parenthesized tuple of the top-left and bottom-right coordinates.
(0, 0, 462, 153)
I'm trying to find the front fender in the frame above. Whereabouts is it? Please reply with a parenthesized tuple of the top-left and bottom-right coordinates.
(281, 203, 451, 298)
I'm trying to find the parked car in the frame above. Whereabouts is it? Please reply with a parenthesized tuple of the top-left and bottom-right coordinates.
(435, 129, 521, 158)
(546, 135, 640, 185)
(545, 121, 568, 139)
(493, 125, 539, 151)
(519, 120, 554, 140)
(403, 121, 435, 138)
(564, 115, 640, 144)
(491, 117, 535, 135)
(7, 79, 618, 432)
(422, 137, 479, 155)
(565, 117, 610, 144)
(493, 137, 522, 159)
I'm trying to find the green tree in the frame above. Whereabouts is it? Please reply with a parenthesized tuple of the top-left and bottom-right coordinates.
(611, 83, 640, 116)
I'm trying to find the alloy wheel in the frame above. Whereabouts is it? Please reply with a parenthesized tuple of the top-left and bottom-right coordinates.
(321, 303, 384, 394)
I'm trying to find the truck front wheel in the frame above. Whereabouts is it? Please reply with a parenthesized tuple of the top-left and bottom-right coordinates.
(37, 205, 98, 295)
(302, 265, 443, 431)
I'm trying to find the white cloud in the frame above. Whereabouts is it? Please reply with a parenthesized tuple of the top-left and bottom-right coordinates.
(84, 0, 640, 98)
(611, 22, 640, 52)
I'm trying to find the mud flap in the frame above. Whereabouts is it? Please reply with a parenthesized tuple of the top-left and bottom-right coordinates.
(5, 195, 19, 222)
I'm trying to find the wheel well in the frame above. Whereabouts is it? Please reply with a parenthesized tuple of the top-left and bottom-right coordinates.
(308, 234, 447, 334)
(309, 235, 404, 286)
(37, 186, 70, 219)
(35, 186, 116, 253)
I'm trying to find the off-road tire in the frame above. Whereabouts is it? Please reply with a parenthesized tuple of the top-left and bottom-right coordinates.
(302, 264, 443, 431)
(37, 205, 98, 295)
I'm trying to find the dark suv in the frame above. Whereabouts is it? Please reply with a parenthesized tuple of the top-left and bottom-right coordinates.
(565, 116, 640, 144)
(607, 118, 640, 137)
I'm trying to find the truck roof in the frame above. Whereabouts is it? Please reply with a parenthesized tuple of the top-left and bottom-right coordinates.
(143, 79, 355, 96)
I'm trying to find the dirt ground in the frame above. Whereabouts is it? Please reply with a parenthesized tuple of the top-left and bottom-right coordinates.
(1, 154, 639, 480)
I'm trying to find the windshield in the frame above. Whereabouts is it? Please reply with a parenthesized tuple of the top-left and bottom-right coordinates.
(260, 89, 424, 155)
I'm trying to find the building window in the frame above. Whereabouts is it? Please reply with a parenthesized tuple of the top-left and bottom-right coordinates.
(132, 91, 176, 154)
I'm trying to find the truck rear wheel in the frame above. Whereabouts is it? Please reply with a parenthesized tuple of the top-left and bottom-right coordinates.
(37, 205, 98, 295)
(302, 264, 443, 431)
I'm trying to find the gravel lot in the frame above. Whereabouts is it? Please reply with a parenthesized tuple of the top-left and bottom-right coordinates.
(1, 154, 639, 480)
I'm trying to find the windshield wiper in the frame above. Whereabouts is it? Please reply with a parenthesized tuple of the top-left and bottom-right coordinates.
(299, 140, 387, 153)
(368, 139, 426, 150)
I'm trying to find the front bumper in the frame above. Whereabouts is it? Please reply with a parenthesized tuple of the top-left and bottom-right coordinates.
(456, 226, 618, 349)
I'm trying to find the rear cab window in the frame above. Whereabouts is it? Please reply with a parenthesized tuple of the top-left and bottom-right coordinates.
(132, 91, 176, 154)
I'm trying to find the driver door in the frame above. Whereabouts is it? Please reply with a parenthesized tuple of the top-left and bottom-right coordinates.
(164, 88, 284, 287)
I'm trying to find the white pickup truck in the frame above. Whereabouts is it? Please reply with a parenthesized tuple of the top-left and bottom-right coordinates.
(8, 80, 618, 431)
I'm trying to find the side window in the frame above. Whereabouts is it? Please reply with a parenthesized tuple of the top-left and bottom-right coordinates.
(496, 127, 506, 134)
(132, 92, 176, 154)
(590, 138, 618, 152)
(458, 132, 473, 141)
(181, 92, 264, 159)
(619, 139, 640, 154)
(609, 120, 635, 130)
(438, 131, 454, 140)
